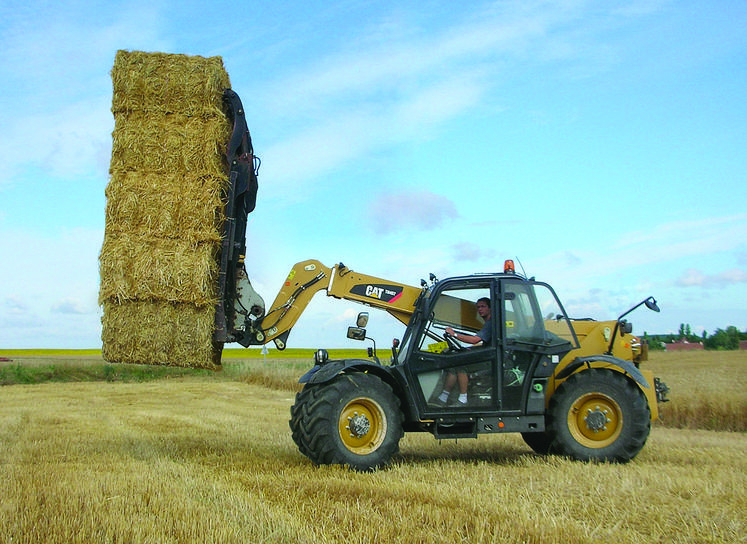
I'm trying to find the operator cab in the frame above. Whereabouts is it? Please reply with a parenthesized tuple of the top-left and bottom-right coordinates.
(396, 263, 579, 424)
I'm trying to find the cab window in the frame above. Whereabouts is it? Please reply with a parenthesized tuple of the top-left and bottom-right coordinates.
(503, 281, 575, 349)
(417, 286, 491, 352)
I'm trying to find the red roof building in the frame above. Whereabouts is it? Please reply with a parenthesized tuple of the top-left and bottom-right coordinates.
(665, 340, 704, 351)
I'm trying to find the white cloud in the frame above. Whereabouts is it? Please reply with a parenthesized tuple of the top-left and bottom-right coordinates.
(0, 227, 104, 347)
(258, 0, 576, 117)
(614, 215, 747, 250)
(3, 294, 28, 314)
(676, 268, 747, 289)
(0, 97, 113, 185)
(51, 297, 92, 315)
(391, 72, 487, 130)
(1, 1, 165, 89)
(502, 214, 747, 330)
(452, 242, 498, 263)
(531, 214, 747, 287)
(250, 0, 625, 194)
(258, 71, 487, 195)
(0, 2, 168, 186)
(675, 269, 706, 287)
(367, 190, 458, 234)
(336, 308, 358, 323)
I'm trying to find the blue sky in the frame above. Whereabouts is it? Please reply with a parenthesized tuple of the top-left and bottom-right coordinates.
(1, 0, 745, 350)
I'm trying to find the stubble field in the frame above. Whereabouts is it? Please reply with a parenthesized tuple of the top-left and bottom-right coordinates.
(0, 350, 745, 543)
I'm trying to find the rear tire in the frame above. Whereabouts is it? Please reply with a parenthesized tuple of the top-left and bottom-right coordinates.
(548, 369, 650, 462)
(289, 372, 404, 471)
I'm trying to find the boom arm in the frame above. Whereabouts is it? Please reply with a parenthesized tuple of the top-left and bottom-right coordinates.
(251, 260, 423, 349)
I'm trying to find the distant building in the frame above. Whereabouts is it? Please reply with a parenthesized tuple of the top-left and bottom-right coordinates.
(740, 340, 747, 350)
(665, 339, 704, 352)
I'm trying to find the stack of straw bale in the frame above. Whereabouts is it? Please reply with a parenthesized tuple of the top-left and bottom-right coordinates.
(100, 50, 232, 369)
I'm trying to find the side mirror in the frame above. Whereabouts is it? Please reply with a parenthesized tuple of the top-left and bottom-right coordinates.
(347, 322, 378, 361)
(347, 326, 367, 341)
(607, 295, 660, 354)
(620, 320, 633, 335)
(644, 297, 660, 313)
(356, 312, 369, 328)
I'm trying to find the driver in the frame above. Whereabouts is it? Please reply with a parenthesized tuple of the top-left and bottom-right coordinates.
(436, 297, 492, 405)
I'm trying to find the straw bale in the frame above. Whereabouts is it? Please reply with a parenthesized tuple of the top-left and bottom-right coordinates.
(109, 112, 230, 175)
(101, 300, 221, 369)
(99, 234, 220, 305)
(103, 172, 227, 237)
(100, 50, 233, 369)
(111, 50, 230, 117)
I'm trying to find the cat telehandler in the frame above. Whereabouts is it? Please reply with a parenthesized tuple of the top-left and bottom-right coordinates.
(214, 90, 669, 471)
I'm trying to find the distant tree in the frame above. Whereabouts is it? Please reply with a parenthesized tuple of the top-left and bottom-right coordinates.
(643, 332, 665, 351)
(704, 326, 741, 350)
(727, 326, 741, 348)
(634, 326, 744, 351)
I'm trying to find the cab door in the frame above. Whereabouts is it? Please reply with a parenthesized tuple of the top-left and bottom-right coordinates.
(405, 282, 498, 414)
(499, 279, 577, 413)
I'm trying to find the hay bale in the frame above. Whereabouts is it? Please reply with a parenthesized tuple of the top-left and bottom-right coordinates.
(99, 234, 220, 305)
(100, 50, 232, 369)
(111, 50, 230, 117)
(101, 301, 220, 368)
(102, 172, 226, 240)
(109, 112, 231, 175)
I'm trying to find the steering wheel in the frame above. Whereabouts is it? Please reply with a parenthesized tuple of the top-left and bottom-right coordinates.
(443, 332, 465, 351)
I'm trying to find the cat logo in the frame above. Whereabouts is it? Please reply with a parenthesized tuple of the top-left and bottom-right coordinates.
(365, 285, 384, 299)
(351, 283, 404, 304)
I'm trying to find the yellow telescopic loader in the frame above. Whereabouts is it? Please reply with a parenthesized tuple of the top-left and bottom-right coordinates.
(216, 90, 669, 471)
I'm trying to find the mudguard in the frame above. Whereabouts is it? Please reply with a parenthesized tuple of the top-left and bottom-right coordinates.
(554, 354, 650, 389)
(299, 360, 384, 385)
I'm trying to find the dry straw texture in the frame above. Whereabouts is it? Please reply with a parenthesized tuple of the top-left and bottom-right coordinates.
(111, 51, 229, 116)
(2, 376, 745, 543)
(100, 50, 232, 369)
(100, 301, 220, 367)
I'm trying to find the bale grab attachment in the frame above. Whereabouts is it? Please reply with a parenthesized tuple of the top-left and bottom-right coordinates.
(213, 90, 265, 347)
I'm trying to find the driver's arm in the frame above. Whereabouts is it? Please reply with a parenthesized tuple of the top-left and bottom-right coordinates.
(445, 327, 482, 345)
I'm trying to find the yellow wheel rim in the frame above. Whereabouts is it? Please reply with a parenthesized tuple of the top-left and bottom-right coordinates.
(567, 392, 622, 449)
(338, 397, 387, 455)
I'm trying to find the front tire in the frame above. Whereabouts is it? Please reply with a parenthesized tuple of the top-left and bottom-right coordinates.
(289, 372, 403, 471)
(289, 386, 316, 458)
(548, 369, 650, 462)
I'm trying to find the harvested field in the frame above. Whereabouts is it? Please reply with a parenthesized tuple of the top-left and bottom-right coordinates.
(1, 350, 745, 542)
(1, 377, 744, 543)
(647, 350, 747, 432)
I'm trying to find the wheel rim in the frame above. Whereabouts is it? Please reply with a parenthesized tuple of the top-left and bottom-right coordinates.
(338, 396, 387, 455)
(567, 392, 622, 449)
